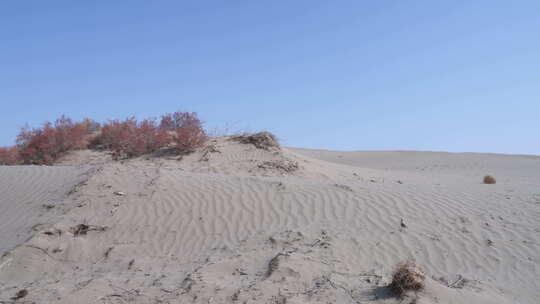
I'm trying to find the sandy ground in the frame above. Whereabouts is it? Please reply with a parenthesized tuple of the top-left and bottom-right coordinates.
(0, 138, 539, 303)
(0, 165, 92, 255)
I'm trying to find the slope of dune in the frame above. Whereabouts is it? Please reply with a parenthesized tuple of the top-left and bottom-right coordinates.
(0, 165, 93, 255)
(0, 137, 539, 303)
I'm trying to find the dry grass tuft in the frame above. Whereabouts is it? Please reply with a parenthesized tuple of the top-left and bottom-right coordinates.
(389, 262, 425, 297)
(232, 132, 279, 150)
(483, 175, 496, 184)
(258, 160, 299, 173)
(11, 289, 28, 300)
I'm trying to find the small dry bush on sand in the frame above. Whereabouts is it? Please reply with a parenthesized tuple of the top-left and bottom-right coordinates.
(0, 146, 20, 165)
(232, 131, 279, 150)
(389, 262, 425, 297)
(483, 175, 496, 184)
(258, 160, 299, 173)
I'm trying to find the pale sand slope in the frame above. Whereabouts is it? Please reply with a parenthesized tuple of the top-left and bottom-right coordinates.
(0, 165, 93, 255)
(0, 137, 539, 303)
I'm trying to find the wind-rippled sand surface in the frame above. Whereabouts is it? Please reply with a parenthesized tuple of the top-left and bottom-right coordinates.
(1, 138, 539, 303)
(0, 166, 91, 255)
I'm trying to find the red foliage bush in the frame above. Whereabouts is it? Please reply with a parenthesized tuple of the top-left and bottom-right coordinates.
(92, 118, 170, 158)
(16, 115, 91, 165)
(160, 112, 202, 131)
(7, 111, 206, 164)
(173, 125, 208, 153)
(161, 112, 207, 153)
(0, 146, 20, 165)
(79, 118, 101, 134)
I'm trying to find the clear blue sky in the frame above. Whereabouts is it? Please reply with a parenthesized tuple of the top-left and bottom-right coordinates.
(1, 1, 539, 154)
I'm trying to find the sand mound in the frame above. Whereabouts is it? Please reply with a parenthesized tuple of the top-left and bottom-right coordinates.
(164, 136, 302, 176)
(0, 141, 538, 303)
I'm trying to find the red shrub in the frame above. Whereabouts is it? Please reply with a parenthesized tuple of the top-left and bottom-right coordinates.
(0, 146, 20, 165)
(9, 111, 206, 164)
(160, 112, 203, 131)
(161, 112, 207, 153)
(52, 116, 90, 150)
(16, 115, 90, 165)
(92, 118, 170, 158)
(173, 125, 208, 153)
(79, 118, 101, 134)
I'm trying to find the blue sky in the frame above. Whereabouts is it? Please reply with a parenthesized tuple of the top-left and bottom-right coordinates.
(1, 1, 539, 154)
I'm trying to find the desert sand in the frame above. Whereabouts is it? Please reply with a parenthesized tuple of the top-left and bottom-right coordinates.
(0, 137, 539, 303)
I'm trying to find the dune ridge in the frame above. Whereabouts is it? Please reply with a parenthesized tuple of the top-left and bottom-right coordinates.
(0, 137, 539, 303)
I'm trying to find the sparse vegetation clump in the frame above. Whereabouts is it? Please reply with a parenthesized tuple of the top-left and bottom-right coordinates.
(258, 160, 299, 173)
(483, 175, 496, 184)
(389, 262, 425, 297)
(0, 111, 207, 165)
(232, 131, 279, 150)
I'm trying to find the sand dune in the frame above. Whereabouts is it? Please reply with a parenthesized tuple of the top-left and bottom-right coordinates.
(0, 137, 538, 303)
(0, 166, 92, 255)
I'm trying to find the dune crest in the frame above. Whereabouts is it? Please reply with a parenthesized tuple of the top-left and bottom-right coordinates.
(0, 138, 539, 303)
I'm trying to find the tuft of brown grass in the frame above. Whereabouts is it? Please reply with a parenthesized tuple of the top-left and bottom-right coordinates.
(258, 160, 299, 173)
(389, 262, 425, 297)
(232, 131, 279, 150)
(483, 175, 496, 184)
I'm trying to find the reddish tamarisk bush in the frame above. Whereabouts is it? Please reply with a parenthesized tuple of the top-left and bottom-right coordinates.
(91, 117, 170, 159)
(16, 115, 91, 165)
(173, 125, 208, 153)
(79, 118, 101, 134)
(160, 112, 208, 153)
(6, 111, 206, 164)
(159, 112, 203, 131)
(0, 146, 20, 165)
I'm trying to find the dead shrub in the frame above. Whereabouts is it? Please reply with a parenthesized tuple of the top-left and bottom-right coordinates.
(232, 131, 279, 150)
(69, 224, 107, 236)
(483, 175, 496, 184)
(0, 146, 20, 165)
(389, 262, 425, 297)
(258, 160, 299, 173)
